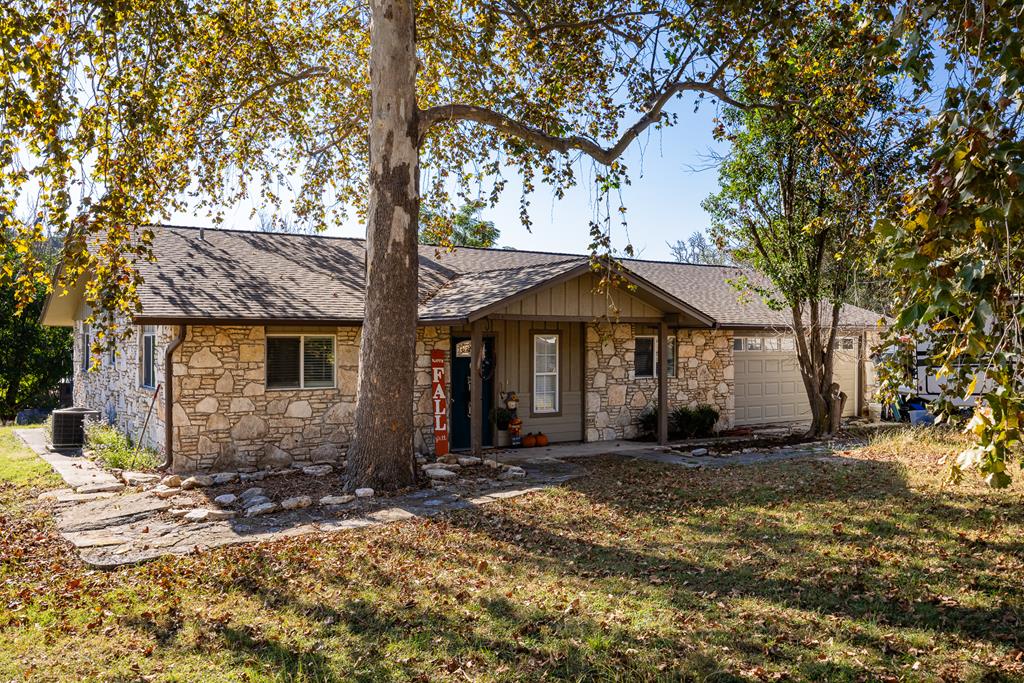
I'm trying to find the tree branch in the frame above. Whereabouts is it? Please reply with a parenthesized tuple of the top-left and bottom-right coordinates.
(419, 78, 749, 165)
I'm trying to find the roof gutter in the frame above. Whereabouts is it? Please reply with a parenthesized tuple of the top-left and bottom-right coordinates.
(161, 324, 187, 470)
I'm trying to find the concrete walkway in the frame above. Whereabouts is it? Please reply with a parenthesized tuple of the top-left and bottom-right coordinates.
(15, 428, 124, 494)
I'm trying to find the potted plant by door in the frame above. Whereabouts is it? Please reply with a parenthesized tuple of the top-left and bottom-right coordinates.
(492, 407, 513, 447)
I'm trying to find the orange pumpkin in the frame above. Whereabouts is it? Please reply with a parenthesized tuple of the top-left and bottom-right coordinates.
(535, 432, 549, 447)
(522, 433, 537, 448)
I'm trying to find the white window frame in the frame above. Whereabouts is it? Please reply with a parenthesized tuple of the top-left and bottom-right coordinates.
(265, 334, 337, 391)
(140, 325, 157, 389)
(532, 333, 560, 414)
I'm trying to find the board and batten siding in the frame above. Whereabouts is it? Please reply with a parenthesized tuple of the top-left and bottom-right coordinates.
(490, 272, 663, 320)
(452, 320, 584, 443)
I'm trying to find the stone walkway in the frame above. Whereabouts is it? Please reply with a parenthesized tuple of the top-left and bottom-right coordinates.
(40, 455, 582, 568)
(19, 428, 862, 569)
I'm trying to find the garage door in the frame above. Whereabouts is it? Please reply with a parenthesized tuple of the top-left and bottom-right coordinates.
(734, 334, 859, 426)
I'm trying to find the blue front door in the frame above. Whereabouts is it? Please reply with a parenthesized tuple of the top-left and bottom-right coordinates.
(450, 336, 495, 450)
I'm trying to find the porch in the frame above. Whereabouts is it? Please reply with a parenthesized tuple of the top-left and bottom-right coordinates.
(435, 267, 722, 457)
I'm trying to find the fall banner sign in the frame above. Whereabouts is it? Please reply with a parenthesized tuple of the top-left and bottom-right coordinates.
(430, 350, 449, 457)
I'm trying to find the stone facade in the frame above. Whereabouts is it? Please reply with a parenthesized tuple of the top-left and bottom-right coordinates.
(169, 325, 363, 472)
(75, 318, 742, 471)
(584, 323, 734, 441)
(167, 325, 449, 472)
(73, 320, 175, 453)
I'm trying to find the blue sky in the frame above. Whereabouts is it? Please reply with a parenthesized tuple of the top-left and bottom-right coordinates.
(171, 95, 726, 262)
(472, 98, 726, 260)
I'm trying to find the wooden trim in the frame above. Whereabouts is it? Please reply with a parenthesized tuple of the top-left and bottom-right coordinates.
(466, 263, 593, 322)
(488, 314, 666, 323)
(612, 267, 716, 327)
(529, 327, 564, 419)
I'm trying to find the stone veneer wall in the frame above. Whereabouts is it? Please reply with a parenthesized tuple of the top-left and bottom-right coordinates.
(584, 323, 734, 441)
(73, 321, 175, 453)
(170, 324, 449, 472)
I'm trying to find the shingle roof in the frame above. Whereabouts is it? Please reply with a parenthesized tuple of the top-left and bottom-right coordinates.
(623, 260, 882, 328)
(128, 225, 880, 328)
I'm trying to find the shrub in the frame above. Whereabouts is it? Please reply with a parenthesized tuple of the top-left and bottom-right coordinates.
(669, 404, 720, 439)
(638, 404, 720, 440)
(638, 407, 658, 438)
(84, 422, 160, 471)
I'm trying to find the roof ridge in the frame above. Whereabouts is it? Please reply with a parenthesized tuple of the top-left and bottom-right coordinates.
(152, 223, 742, 268)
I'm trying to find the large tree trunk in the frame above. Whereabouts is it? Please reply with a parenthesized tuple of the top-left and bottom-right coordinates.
(347, 0, 419, 491)
(792, 301, 841, 437)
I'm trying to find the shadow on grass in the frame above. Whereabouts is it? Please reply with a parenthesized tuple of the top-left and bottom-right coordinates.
(158, 454, 1021, 680)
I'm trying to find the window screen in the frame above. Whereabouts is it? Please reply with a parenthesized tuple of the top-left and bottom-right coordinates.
(635, 336, 655, 377)
(303, 336, 335, 388)
(267, 337, 302, 389)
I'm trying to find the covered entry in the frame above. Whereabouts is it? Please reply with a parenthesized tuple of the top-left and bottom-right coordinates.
(733, 333, 860, 426)
(450, 336, 495, 450)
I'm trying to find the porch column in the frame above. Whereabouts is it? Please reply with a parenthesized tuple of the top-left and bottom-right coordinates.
(471, 319, 483, 456)
(658, 320, 669, 445)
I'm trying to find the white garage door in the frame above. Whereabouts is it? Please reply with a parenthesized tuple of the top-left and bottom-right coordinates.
(734, 334, 859, 426)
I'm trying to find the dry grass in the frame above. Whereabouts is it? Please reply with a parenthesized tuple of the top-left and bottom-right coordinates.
(1, 426, 1022, 681)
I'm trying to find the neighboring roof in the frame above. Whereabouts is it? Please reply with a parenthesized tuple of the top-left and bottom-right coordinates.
(41, 225, 883, 328)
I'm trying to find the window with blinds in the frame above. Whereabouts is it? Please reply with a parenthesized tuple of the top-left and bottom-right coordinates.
(635, 336, 655, 377)
(266, 335, 335, 390)
(302, 337, 335, 388)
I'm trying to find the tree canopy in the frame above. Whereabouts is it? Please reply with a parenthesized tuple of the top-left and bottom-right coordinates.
(874, 0, 1024, 487)
(1, 0, 836, 323)
(703, 13, 920, 435)
(419, 201, 499, 248)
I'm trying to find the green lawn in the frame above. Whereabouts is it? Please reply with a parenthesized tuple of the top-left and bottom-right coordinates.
(1, 426, 1022, 681)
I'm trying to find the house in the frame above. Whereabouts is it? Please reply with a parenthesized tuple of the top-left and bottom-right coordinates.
(41, 225, 882, 473)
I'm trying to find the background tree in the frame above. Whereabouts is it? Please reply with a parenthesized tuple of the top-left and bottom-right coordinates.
(420, 200, 499, 248)
(1, 0, 895, 488)
(668, 231, 730, 265)
(703, 19, 919, 436)
(0, 223, 72, 421)
(874, 0, 1024, 487)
